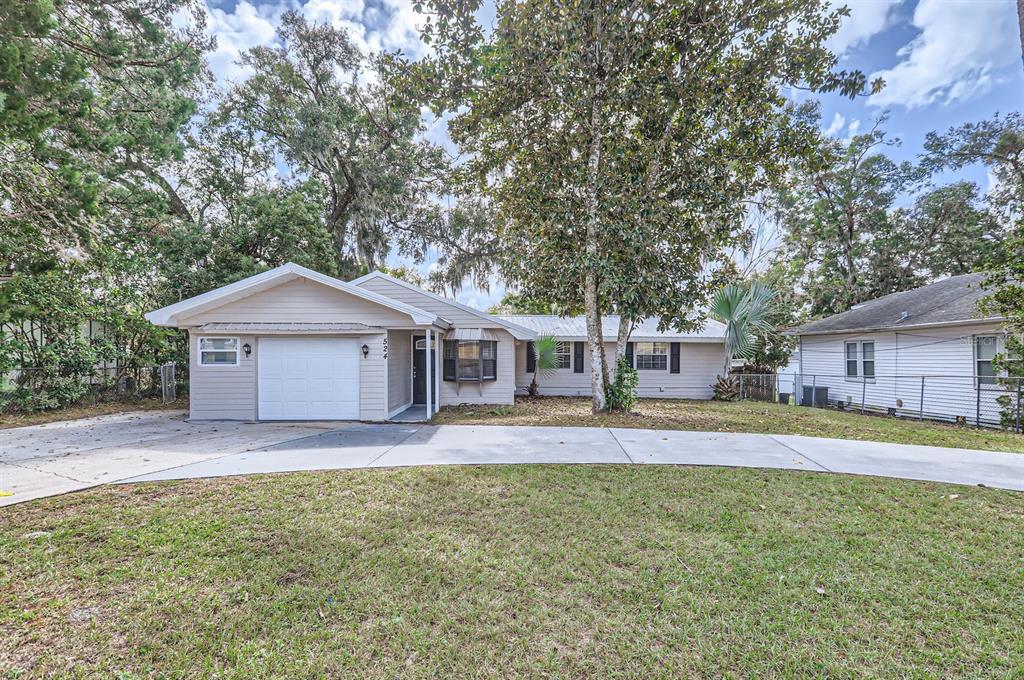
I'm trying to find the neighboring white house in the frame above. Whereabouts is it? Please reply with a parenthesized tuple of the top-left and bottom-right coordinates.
(145, 263, 727, 422)
(791, 273, 1017, 427)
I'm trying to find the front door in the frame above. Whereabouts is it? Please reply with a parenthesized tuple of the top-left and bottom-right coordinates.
(412, 336, 436, 405)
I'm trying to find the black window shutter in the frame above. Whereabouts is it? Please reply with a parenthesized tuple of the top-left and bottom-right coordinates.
(573, 342, 584, 373)
(525, 341, 535, 373)
(670, 342, 680, 373)
(625, 342, 634, 368)
(443, 340, 456, 381)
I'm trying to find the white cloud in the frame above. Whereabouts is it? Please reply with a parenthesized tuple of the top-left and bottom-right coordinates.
(824, 112, 846, 136)
(869, 0, 1019, 108)
(826, 0, 903, 56)
(846, 118, 861, 137)
(204, 2, 282, 85)
(201, 0, 427, 90)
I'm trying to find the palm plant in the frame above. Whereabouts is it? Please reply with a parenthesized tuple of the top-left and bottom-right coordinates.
(712, 282, 778, 379)
(527, 335, 560, 397)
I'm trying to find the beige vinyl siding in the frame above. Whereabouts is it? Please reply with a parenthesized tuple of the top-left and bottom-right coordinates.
(440, 329, 517, 406)
(357, 277, 507, 329)
(359, 333, 388, 420)
(797, 322, 1007, 423)
(387, 331, 412, 413)
(179, 278, 416, 327)
(189, 333, 257, 420)
(514, 341, 724, 399)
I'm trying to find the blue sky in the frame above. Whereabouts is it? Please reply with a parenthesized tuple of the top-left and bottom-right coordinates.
(199, 0, 1023, 309)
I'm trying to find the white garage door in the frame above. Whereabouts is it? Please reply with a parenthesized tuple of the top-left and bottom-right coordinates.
(258, 338, 359, 420)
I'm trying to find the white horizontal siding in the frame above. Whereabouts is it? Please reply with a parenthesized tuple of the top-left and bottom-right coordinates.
(387, 331, 412, 412)
(189, 333, 257, 420)
(514, 340, 725, 399)
(439, 329, 516, 406)
(179, 278, 415, 326)
(359, 333, 388, 420)
(796, 322, 1011, 425)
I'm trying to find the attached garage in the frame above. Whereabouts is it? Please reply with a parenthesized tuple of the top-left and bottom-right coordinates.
(258, 337, 359, 420)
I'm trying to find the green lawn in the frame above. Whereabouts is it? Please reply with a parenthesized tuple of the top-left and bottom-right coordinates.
(433, 397, 1024, 453)
(2, 466, 1022, 677)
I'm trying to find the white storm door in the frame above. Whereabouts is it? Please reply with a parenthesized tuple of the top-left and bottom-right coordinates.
(258, 338, 359, 420)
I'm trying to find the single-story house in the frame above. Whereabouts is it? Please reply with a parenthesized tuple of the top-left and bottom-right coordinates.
(497, 315, 726, 399)
(145, 263, 727, 421)
(791, 272, 1017, 427)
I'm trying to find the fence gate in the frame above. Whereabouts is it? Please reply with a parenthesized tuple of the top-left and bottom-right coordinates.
(160, 362, 176, 403)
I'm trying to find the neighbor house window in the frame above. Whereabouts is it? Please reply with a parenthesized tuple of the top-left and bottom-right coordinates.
(199, 337, 239, 366)
(635, 342, 669, 370)
(976, 335, 998, 386)
(444, 340, 499, 382)
(862, 342, 875, 378)
(553, 341, 571, 369)
(845, 342, 858, 378)
(845, 341, 874, 379)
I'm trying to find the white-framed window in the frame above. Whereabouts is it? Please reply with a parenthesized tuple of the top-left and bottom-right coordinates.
(975, 335, 998, 387)
(636, 342, 669, 370)
(199, 337, 239, 366)
(844, 341, 875, 380)
(553, 341, 571, 369)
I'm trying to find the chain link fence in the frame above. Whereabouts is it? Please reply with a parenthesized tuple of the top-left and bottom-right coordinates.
(734, 372, 1024, 431)
(0, 363, 187, 413)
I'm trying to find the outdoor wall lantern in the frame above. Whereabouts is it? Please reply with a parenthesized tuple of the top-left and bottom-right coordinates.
(242, 343, 252, 357)
(361, 343, 370, 358)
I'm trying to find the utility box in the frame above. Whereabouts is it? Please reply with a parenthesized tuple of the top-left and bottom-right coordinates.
(801, 385, 829, 407)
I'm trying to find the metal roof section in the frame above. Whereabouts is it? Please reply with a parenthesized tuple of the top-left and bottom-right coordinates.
(496, 315, 727, 342)
(145, 263, 441, 327)
(445, 327, 501, 342)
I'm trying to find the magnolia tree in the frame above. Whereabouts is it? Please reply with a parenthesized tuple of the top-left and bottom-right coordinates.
(405, 0, 876, 412)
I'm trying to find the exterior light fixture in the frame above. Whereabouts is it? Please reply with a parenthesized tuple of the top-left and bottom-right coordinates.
(361, 343, 370, 358)
(242, 343, 252, 357)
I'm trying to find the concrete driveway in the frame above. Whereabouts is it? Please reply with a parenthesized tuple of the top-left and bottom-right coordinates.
(1, 410, 1022, 506)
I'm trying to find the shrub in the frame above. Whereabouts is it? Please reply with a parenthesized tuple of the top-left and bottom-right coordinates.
(607, 356, 638, 412)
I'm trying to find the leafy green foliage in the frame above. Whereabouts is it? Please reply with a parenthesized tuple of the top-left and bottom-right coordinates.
(487, 293, 555, 315)
(527, 335, 560, 397)
(606, 357, 638, 412)
(712, 282, 778, 376)
(410, 0, 873, 411)
(776, 112, 1014, 318)
(220, 10, 448, 276)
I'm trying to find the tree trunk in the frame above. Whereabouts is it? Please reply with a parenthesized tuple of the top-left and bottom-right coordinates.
(584, 91, 606, 413)
(615, 316, 632, 364)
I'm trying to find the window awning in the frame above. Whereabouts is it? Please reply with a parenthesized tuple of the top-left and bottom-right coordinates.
(445, 328, 500, 342)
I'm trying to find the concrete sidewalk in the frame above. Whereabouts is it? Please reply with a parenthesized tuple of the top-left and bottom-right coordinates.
(124, 422, 1024, 492)
(2, 411, 1021, 507)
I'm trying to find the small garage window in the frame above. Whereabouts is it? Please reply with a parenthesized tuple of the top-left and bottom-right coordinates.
(199, 337, 239, 366)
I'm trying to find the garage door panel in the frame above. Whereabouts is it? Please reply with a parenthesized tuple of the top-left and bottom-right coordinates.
(258, 338, 360, 420)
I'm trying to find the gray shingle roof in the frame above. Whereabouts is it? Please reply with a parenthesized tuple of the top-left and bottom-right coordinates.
(496, 315, 726, 342)
(793, 273, 1001, 335)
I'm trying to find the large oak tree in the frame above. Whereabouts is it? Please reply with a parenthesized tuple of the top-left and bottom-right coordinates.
(408, 0, 875, 410)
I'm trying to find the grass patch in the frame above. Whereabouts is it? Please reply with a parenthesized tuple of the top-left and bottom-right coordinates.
(0, 398, 182, 430)
(1, 466, 1022, 677)
(433, 397, 1024, 453)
